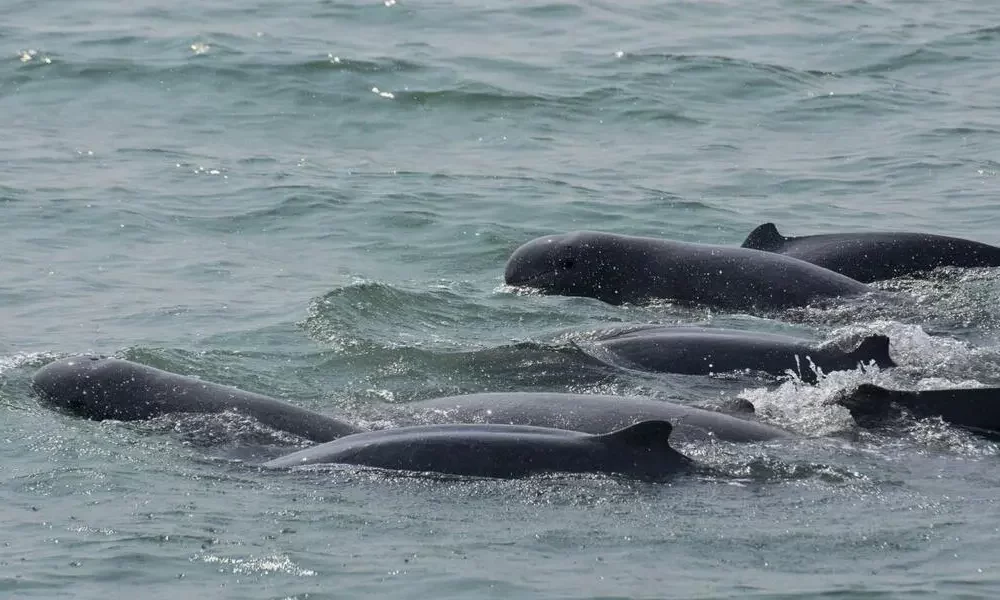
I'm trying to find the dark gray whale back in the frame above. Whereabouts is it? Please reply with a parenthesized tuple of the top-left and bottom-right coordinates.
(263, 420, 693, 480)
(410, 391, 793, 443)
(836, 383, 1000, 437)
(589, 325, 895, 383)
(742, 223, 1000, 283)
(504, 231, 872, 310)
(32, 356, 362, 443)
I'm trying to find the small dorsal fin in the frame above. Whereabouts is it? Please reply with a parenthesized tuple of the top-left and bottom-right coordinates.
(834, 383, 897, 422)
(599, 420, 673, 446)
(741, 223, 786, 251)
(849, 335, 895, 368)
(727, 398, 757, 414)
(854, 383, 892, 397)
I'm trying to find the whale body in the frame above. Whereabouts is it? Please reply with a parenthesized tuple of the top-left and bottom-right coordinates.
(32, 356, 362, 443)
(410, 391, 793, 443)
(504, 231, 873, 310)
(586, 325, 895, 383)
(836, 383, 1000, 437)
(263, 420, 693, 480)
(742, 223, 1000, 283)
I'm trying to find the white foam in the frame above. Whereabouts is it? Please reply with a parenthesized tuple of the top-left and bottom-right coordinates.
(0, 352, 58, 376)
(738, 360, 890, 437)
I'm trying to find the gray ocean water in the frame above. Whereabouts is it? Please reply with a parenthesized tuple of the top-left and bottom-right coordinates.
(4, 0, 1000, 597)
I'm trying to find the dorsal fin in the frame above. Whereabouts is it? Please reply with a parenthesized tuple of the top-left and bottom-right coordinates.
(741, 223, 786, 251)
(598, 420, 673, 446)
(854, 383, 893, 397)
(727, 398, 757, 414)
(849, 335, 895, 368)
(834, 383, 899, 423)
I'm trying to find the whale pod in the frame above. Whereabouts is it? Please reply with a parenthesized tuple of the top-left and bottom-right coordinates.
(741, 223, 1000, 283)
(504, 231, 872, 310)
(263, 420, 693, 480)
(32, 356, 362, 443)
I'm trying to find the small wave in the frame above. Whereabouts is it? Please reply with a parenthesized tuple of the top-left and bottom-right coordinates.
(302, 280, 591, 352)
(882, 268, 1000, 334)
(302, 280, 482, 351)
(385, 80, 701, 119)
(397, 86, 549, 110)
(311, 339, 614, 404)
(778, 89, 912, 121)
(193, 552, 316, 577)
(276, 461, 662, 506)
(612, 107, 705, 125)
(695, 452, 873, 486)
(132, 411, 313, 450)
(871, 418, 1000, 458)
(968, 25, 1000, 38)
(784, 269, 1000, 335)
(911, 125, 1000, 139)
(296, 55, 426, 74)
(0, 351, 60, 375)
(4, 52, 427, 87)
(174, 190, 349, 230)
(616, 52, 835, 85)
(506, 2, 586, 19)
(846, 47, 972, 77)
(630, 189, 735, 214)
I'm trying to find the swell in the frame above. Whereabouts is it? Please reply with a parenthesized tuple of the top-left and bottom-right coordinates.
(3, 49, 835, 118)
(843, 23, 1000, 78)
(310, 341, 617, 405)
(301, 281, 577, 352)
(3, 53, 428, 88)
(615, 52, 836, 85)
(783, 268, 1000, 340)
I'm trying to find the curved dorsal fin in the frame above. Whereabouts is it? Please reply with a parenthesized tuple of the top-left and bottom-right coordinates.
(598, 420, 674, 447)
(849, 334, 895, 368)
(834, 383, 898, 422)
(741, 223, 786, 251)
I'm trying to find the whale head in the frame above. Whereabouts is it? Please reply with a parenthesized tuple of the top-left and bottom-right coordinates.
(503, 231, 645, 305)
(32, 356, 158, 421)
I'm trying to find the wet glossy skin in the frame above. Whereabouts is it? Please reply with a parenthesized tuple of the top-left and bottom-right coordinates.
(742, 223, 1000, 282)
(505, 231, 872, 310)
(263, 420, 694, 480)
(32, 356, 362, 442)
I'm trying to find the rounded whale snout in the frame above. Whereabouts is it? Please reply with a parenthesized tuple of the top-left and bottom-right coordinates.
(32, 355, 114, 417)
(32, 356, 364, 442)
(504, 230, 871, 310)
(504, 235, 563, 288)
(503, 232, 636, 305)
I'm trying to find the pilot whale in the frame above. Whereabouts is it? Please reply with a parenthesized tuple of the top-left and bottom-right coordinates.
(409, 391, 793, 443)
(31, 357, 793, 445)
(585, 325, 895, 383)
(741, 223, 1000, 283)
(32, 356, 362, 443)
(504, 231, 873, 311)
(263, 420, 694, 480)
(836, 383, 1000, 437)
